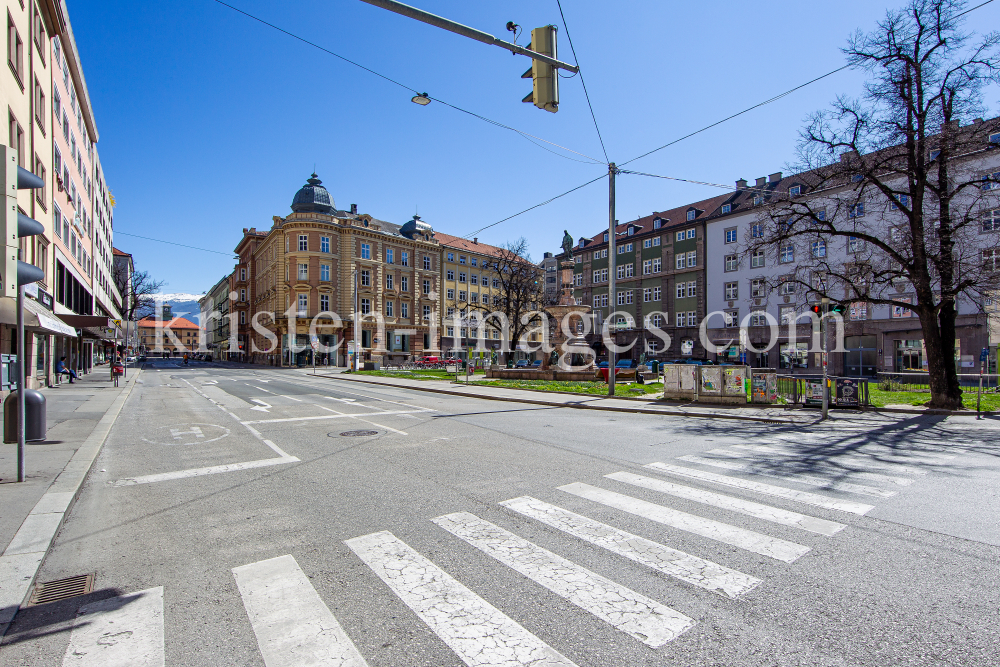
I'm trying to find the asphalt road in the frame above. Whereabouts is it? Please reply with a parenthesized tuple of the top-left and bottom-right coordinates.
(1, 360, 998, 666)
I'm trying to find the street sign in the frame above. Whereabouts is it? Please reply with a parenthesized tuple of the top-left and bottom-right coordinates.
(310, 335, 319, 351)
(980, 347, 989, 362)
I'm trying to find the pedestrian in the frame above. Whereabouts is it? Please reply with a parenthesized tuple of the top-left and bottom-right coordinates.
(56, 357, 77, 384)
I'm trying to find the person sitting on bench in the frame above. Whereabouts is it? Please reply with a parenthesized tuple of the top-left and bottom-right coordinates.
(56, 357, 78, 383)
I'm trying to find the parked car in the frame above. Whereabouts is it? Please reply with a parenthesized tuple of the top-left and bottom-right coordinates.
(514, 359, 529, 368)
(530, 360, 543, 368)
(615, 359, 638, 369)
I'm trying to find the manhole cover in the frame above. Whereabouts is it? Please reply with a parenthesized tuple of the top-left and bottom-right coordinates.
(336, 430, 379, 437)
(28, 573, 94, 605)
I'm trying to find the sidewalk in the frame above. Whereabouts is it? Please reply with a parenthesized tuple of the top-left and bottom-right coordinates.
(0, 366, 140, 637)
(299, 370, 819, 424)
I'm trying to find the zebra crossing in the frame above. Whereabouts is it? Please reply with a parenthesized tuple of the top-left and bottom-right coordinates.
(57, 441, 949, 666)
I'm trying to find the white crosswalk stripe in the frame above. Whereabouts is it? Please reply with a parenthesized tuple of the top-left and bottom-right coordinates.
(434, 511, 695, 647)
(730, 443, 930, 476)
(500, 496, 760, 599)
(62, 586, 164, 667)
(703, 448, 915, 487)
(676, 455, 897, 498)
(558, 483, 811, 563)
(232, 555, 369, 667)
(346, 530, 580, 667)
(644, 462, 875, 515)
(605, 471, 846, 536)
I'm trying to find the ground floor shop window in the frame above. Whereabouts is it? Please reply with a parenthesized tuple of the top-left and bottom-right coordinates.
(779, 342, 809, 368)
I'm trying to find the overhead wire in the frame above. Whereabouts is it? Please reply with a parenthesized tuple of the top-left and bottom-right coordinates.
(115, 231, 236, 257)
(211, 0, 604, 165)
(555, 0, 609, 163)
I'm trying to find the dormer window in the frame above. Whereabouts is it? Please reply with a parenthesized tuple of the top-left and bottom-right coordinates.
(603, 233, 609, 242)
(990, 132, 1000, 145)
(686, 209, 696, 221)
(627, 227, 634, 236)
(929, 149, 941, 161)
(653, 218, 662, 229)
(753, 196, 764, 206)
(721, 204, 732, 214)
(579, 238, 586, 247)
(789, 185, 801, 196)
(851, 174, 864, 183)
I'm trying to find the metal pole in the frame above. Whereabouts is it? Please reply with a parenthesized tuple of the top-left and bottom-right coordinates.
(821, 310, 829, 420)
(353, 268, 360, 371)
(978, 358, 983, 418)
(607, 163, 616, 397)
(16, 283, 25, 482)
(357, 0, 580, 73)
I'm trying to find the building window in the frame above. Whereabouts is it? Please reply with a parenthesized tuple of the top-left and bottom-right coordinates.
(721, 203, 731, 214)
(653, 218, 663, 229)
(850, 302, 868, 320)
(298, 263, 308, 280)
(725, 282, 738, 300)
(642, 259, 652, 275)
(789, 185, 801, 196)
(360, 298, 371, 314)
(446, 288, 455, 299)
(688, 281, 698, 297)
(686, 251, 697, 267)
(616, 263, 634, 279)
(422, 279, 431, 294)
(401, 302, 409, 318)
(32, 155, 45, 209)
(685, 312, 696, 327)
(320, 236, 330, 252)
(8, 15, 23, 85)
(360, 243, 371, 259)
(458, 272, 466, 283)
(751, 224, 763, 238)
(360, 270, 370, 287)
(724, 310, 739, 327)
(676, 254, 686, 270)
(469, 293, 479, 304)
(320, 294, 330, 311)
(446, 252, 454, 262)
(750, 249, 765, 268)
(470, 274, 478, 286)
(780, 279, 795, 295)
(386, 248, 394, 265)
(724, 228, 737, 244)
(686, 210, 696, 221)
(240, 288, 246, 302)
(983, 209, 1000, 232)
(811, 240, 827, 258)
(751, 278, 765, 298)
(459, 255, 466, 264)
(8, 112, 23, 167)
(320, 264, 330, 281)
(385, 301, 394, 317)
(385, 274, 394, 290)
(749, 311, 767, 326)
(33, 78, 44, 133)
(780, 306, 795, 324)
(725, 254, 738, 272)
(458, 290, 467, 301)
(297, 293, 308, 314)
(401, 251, 409, 267)
(617, 290, 633, 305)
(240, 311, 246, 325)
(892, 298, 913, 318)
(401, 276, 409, 292)
(849, 203, 865, 218)
(423, 255, 431, 270)
(848, 236, 863, 252)
(779, 245, 794, 264)
(423, 305, 431, 320)
(297, 234, 308, 252)
(446, 269, 454, 280)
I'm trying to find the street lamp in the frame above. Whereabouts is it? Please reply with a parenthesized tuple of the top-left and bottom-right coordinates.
(411, 93, 431, 106)
(821, 296, 830, 420)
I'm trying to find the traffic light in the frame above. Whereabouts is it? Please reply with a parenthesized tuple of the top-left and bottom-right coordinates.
(811, 304, 822, 315)
(1, 146, 45, 298)
(830, 303, 846, 316)
(522, 25, 559, 113)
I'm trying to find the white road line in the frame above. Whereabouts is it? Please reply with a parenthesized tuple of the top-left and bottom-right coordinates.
(113, 456, 299, 486)
(241, 410, 419, 425)
(733, 443, 930, 476)
(232, 555, 369, 667)
(605, 472, 846, 537)
(262, 439, 293, 458)
(644, 462, 874, 515)
(279, 395, 303, 402)
(250, 385, 275, 394)
(278, 375, 438, 412)
(500, 496, 760, 599)
(316, 405, 408, 435)
(346, 531, 579, 667)
(705, 448, 915, 487)
(434, 511, 694, 647)
(677, 455, 897, 498)
(558, 483, 810, 563)
(62, 586, 164, 667)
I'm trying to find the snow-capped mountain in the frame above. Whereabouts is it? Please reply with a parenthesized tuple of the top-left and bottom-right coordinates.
(153, 293, 206, 324)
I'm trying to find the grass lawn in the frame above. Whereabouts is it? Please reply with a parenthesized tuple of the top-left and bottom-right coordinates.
(351, 369, 484, 381)
(868, 387, 1000, 411)
(468, 379, 664, 397)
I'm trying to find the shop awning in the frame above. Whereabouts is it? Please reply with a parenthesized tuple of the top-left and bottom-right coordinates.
(0, 296, 78, 337)
(57, 314, 120, 341)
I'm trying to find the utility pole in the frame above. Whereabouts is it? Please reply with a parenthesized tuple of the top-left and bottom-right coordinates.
(607, 163, 617, 397)
(353, 267, 360, 370)
(821, 297, 829, 420)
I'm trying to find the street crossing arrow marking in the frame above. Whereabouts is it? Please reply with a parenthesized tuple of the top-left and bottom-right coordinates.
(250, 399, 272, 412)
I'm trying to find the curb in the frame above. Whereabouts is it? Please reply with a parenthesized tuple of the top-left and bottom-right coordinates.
(306, 372, 803, 424)
(0, 369, 141, 638)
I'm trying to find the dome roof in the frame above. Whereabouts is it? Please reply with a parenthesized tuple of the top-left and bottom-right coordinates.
(400, 214, 433, 239)
(291, 173, 335, 214)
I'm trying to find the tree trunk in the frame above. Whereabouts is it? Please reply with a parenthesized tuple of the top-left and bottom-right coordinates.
(919, 305, 963, 410)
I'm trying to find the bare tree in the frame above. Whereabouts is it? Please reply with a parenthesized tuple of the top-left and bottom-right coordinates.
(112, 264, 165, 321)
(745, 0, 1000, 409)
(471, 238, 545, 363)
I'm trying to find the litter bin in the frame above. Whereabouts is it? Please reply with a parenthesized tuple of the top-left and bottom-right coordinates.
(506, 359, 514, 368)
(4, 389, 46, 443)
(651, 360, 659, 375)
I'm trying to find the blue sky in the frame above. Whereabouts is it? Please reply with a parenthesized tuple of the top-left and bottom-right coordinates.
(69, 0, 1000, 295)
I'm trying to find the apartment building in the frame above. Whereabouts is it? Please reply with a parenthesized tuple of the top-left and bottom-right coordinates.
(199, 273, 232, 360)
(138, 315, 200, 357)
(240, 174, 441, 366)
(434, 232, 507, 358)
(230, 228, 266, 362)
(571, 195, 730, 362)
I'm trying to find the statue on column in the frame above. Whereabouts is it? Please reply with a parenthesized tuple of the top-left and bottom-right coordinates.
(561, 230, 574, 257)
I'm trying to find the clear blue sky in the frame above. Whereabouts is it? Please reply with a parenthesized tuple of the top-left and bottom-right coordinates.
(69, 0, 1000, 295)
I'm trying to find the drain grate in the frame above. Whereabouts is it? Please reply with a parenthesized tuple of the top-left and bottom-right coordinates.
(28, 573, 95, 606)
(337, 430, 379, 437)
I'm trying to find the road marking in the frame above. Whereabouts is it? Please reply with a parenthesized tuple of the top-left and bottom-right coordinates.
(733, 443, 929, 476)
(241, 410, 419, 425)
(113, 456, 299, 486)
(279, 395, 303, 402)
(677, 455, 897, 498)
(644, 462, 874, 515)
(322, 396, 357, 404)
(605, 472, 846, 536)
(250, 385, 275, 394)
(434, 511, 694, 647)
(558, 483, 810, 563)
(170, 426, 204, 440)
(500, 496, 760, 599)
(250, 399, 272, 413)
(315, 405, 408, 435)
(232, 555, 369, 667)
(62, 586, 164, 667)
(346, 531, 579, 667)
(705, 448, 914, 487)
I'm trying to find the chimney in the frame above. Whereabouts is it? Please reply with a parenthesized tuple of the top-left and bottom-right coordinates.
(736, 179, 748, 190)
(768, 172, 782, 183)
(473, 237, 478, 244)
(755, 177, 767, 188)
(973, 118, 984, 124)
(350, 203, 357, 214)
(242, 228, 248, 233)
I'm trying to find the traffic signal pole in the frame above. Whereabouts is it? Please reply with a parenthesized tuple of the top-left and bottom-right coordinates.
(607, 163, 616, 397)
(357, 0, 579, 74)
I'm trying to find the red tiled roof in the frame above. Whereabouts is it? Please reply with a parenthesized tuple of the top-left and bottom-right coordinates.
(433, 232, 506, 258)
(137, 316, 201, 330)
(112, 247, 130, 256)
(578, 192, 735, 248)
